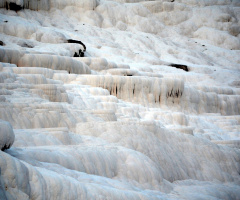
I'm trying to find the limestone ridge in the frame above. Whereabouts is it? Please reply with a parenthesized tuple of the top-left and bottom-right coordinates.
(0, 0, 240, 199)
(0, 120, 15, 151)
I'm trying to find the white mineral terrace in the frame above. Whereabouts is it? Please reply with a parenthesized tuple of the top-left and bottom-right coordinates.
(0, 0, 240, 199)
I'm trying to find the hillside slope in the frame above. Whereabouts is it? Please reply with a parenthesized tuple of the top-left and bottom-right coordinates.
(0, 0, 240, 199)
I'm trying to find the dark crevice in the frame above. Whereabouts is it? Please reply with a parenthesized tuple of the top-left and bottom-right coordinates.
(1, 144, 11, 151)
(20, 42, 34, 48)
(116, 86, 118, 96)
(67, 39, 86, 51)
(169, 64, 189, 72)
(67, 39, 86, 57)
(167, 89, 183, 98)
(79, 51, 84, 57)
(73, 50, 84, 57)
(73, 52, 79, 57)
(8, 2, 22, 11)
(176, 90, 179, 98)
(167, 89, 173, 97)
(133, 84, 135, 95)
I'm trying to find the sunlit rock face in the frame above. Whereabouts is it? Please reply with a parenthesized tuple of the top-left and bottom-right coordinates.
(0, 0, 240, 199)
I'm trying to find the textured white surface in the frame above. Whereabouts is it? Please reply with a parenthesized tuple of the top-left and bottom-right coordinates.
(0, 0, 240, 199)
(0, 120, 14, 150)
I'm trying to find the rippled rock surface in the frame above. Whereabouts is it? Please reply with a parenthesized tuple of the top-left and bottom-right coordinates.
(0, 0, 240, 199)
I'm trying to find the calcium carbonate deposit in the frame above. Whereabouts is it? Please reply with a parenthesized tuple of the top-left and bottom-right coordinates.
(0, 0, 240, 199)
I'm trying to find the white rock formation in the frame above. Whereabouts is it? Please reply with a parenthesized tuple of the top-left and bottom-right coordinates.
(0, 120, 14, 151)
(0, 0, 240, 199)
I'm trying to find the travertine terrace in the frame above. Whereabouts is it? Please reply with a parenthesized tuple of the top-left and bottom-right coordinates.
(0, 0, 240, 199)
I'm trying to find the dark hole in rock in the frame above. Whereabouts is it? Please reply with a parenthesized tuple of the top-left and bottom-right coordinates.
(169, 64, 189, 72)
(0, 41, 5, 46)
(79, 51, 84, 57)
(67, 39, 86, 57)
(73, 50, 84, 57)
(67, 39, 86, 51)
(1, 144, 10, 151)
(73, 52, 79, 57)
(8, 2, 22, 11)
(4, 20, 8, 23)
